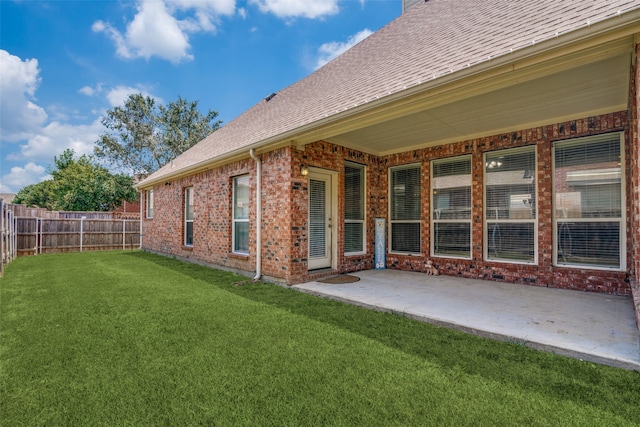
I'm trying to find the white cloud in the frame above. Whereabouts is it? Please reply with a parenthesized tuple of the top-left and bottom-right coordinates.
(249, 0, 339, 19)
(0, 162, 49, 194)
(315, 29, 373, 69)
(0, 51, 162, 193)
(106, 85, 160, 107)
(79, 86, 95, 96)
(94, 0, 237, 64)
(7, 119, 103, 164)
(168, 0, 235, 16)
(94, 1, 192, 63)
(78, 83, 103, 97)
(0, 50, 48, 143)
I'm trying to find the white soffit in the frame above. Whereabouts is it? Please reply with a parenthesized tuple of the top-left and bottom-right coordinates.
(326, 52, 631, 155)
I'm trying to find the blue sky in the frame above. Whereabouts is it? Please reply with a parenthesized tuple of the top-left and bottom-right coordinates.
(0, 0, 401, 194)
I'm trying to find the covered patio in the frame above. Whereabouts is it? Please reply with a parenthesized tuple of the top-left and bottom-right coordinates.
(294, 270, 640, 370)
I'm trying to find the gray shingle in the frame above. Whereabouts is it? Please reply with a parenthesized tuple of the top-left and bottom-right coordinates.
(140, 0, 640, 185)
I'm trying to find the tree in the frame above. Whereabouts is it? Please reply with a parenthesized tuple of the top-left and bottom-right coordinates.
(11, 180, 56, 210)
(95, 94, 222, 175)
(13, 149, 137, 212)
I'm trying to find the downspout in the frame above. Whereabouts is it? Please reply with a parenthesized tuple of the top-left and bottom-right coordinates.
(249, 149, 262, 281)
(139, 190, 143, 249)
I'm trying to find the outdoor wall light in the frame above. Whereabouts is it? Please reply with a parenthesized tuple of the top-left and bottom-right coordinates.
(301, 165, 309, 176)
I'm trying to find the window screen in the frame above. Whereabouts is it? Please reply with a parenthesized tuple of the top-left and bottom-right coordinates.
(554, 133, 623, 269)
(485, 147, 536, 263)
(390, 165, 421, 253)
(344, 163, 365, 254)
(146, 190, 154, 218)
(233, 175, 249, 254)
(184, 187, 194, 246)
(432, 156, 471, 258)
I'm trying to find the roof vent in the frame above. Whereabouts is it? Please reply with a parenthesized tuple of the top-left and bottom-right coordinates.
(264, 93, 277, 102)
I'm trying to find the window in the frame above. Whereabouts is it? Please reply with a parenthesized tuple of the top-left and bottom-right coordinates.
(233, 175, 249, 254)
(484, 147, 536, 263)
(390, 164, 421, 253)
(184, 187, 194, 246)
(344, 163, 365, 254)
(146, 190, 154, 218)
(431, 156, 471, 258)
(553, 133, 624, 270)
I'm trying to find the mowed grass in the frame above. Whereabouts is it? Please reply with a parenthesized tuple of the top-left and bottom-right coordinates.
(1, 252, 639, 426)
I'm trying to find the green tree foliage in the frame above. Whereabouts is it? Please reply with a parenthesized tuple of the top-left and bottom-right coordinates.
(13, 149, 137, 212)
(11, 180, 56, 210)
(95, 94, 222, 175)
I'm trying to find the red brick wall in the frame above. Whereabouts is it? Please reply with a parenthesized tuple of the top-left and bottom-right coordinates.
(142, 163, 255, 275)
(377, 114, 631, 295)
(142, 109, 636, 294)
(112, 199, 140, 214)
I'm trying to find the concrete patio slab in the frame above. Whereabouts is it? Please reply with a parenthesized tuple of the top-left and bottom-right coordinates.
(293, 270, 640, 370)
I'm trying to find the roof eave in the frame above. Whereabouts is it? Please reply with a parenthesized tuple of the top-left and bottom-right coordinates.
(136, 7, 640, 190)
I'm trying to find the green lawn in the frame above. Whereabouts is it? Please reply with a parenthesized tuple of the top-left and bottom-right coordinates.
(1, 251, 638, 426)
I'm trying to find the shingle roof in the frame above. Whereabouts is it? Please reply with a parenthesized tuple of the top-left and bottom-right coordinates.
(140, 0, 640, 186)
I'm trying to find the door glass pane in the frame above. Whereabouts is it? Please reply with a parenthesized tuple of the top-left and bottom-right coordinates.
(309, 179, 326, 258)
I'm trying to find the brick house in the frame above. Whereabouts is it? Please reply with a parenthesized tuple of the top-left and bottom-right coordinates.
(136, 1, 640, 301)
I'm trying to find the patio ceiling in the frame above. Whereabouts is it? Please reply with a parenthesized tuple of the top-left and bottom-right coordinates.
(300, 44, 632, 157)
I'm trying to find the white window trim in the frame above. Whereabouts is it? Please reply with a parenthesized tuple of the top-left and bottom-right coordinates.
(430, 155, 472, 260)
(551, 132, 626, 271)
(184, 187, 193, 247)
(388, 163, 421, 255)
(146, 189, 154, 219)
(483, 146, 538, 265)
(344, 162, 366, 256)
(232, 175, 249, 255)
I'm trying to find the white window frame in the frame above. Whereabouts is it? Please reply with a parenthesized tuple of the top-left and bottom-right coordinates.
(232, 175, 250, 255)
(344, 162, 366, 255)
(389, 163, 421, 255)
(145, 189, 154, 218)
(184, 187, 194, 247)
(430, 155, 472, 259)
(552, 132, 625, 271)
(483, 146, 537, 265)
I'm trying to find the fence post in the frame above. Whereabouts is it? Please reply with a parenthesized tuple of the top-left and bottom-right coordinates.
(122, 219, 126, 250)
(32, 218, 38, 255)
(12, 213, 16, 262)
(80, 217, 85, 252)
(38, 218, 43, 254)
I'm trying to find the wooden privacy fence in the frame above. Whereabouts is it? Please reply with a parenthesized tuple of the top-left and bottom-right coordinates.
(17, 217, 141, 255)
(1, 201, 141, 275)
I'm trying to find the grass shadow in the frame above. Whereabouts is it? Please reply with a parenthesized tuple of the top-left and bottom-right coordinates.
(127, 251, 640, 423)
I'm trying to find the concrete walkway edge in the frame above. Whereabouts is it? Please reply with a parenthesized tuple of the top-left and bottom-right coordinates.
(293, 270, 640, 371)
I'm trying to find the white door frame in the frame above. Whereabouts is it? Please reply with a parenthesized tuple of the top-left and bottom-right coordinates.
(308, 168, 338, 270)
